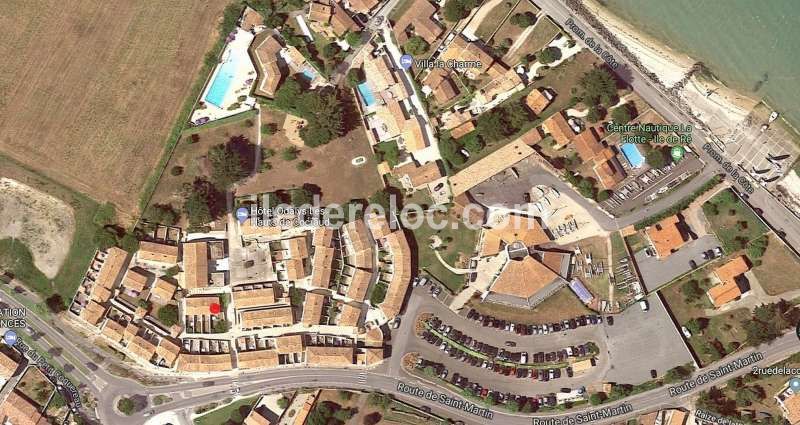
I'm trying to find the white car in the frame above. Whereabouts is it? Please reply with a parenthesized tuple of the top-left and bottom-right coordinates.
(639, 300, 649, 312)
(681, 326, 692, 339)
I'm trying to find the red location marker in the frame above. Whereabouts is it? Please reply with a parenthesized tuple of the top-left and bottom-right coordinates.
(209, 303, 221, 314)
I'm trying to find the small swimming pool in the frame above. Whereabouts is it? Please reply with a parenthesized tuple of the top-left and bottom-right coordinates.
(356, 82, 376, 107)
(205, 54, 240, 108)
(620, 143, 645, 168)
(302, 68, 316, 81)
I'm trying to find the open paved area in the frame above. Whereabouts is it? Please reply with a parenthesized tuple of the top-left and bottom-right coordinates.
(603, 293, 695, 384)
(634, 234, 721, 291)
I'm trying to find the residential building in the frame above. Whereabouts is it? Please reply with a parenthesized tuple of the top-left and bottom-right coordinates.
(392, 160, 444, 191)
(393, 0, 444, 45)
(525, 88, 554, 115)
(777, 386, 800, 424)
(644, 215, 687, 258)
(138, 241, 179, 265)
(439, 36, 495, 80)
(707, 255, 750, 307)
(182, 242, 210, 290)
(176, 353, 234, 372)
(251, 33, 285, 98)
(302, 292, 326, 326)
(449, 139, 535, 196)
(0, 391, 45, 425)
(379, 230, 412, 319)
(306, 346, 354, 366)
(240, 306, 295, 329)
(542, 111, 576, 148)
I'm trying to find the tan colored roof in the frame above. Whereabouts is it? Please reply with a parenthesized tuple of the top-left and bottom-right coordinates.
(241, 306, 295, 328)
(379, 231, 412, 319)
(306, 346, 354, 366)
(366, 214, 392, 241)
(783, 393, 800, 424)
(80, 301, 106, 326)
(393, 0, 443, 44)
(138, 241, 179, 264)
(302, 292, 326, 326)
(101, 319, 126, 343)
(288, 236, 309, 259)
(542, 111, 575, 147)
(90, 284, 112, 303)
(362, 54, 397, 93)
(347, 0, 380, 14)
(312, 227, 334, 247)
(128, 336, 157, 362)
(311, 246, 335, 288)
(450, 139, 535, 196)
(276, 334, 305, 354)
(480, 214, 550, 257)
(432, 77, 459, 104)
(645, 215, 686, 258)
(252, 33, 284, 98)
(452, 193, 486, 226)
(442, 109, 473, 130)
(364, 326, 384, 346)
(450, 120, 475, 139)
(176, 353, 233, 372)
(182, 242, 209, 290)
(347, 269, 372, 301)
(440, 37, 494, 78)
(478, 65, 523, 102)
(338, 304, 362, 327)
(150, 278, 177, 302)
(240, 6, 264, 31)
(593, 152, 627, 189)
(240, 217, 282, 237)
(392, 160, 443, 189)
(293, 392, 318, 425)
(401, 118, 429, 153)
(308, 2, 332, 23)
(238, 349, 279, 370)
(123, 322, 140, 342)
(96, 247, 128, 289)
(525, 89, 553, 115)
(364, 347, 385, 365)
(519, 126, 543, 145)
(491, 256, 560, 299)
(122, 269, 149, 293)
(244, 409, 272, 425)
(0, 391, 44, 425)
(0, 351, 18, 380)
(184, 295, 219, 316)
(350, 250, 374, 270)
(667, 410, 687, 425)
(708, 256, 749, 307)
(573, 128, 604, 162)
(330, 0, 360, 36)
(285, 258, 307, 280)
(233, 287, 277, 309)
(156, 338, 181, 368)
(344, 220, 372, 255)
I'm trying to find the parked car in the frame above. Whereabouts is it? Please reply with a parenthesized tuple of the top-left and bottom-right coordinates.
(681, 326, 692, 338)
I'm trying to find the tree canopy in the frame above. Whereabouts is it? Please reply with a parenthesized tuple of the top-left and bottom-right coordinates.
(208, 144, 247, 189)
(538, 46, 561, 64)
(403, 36, 429, 55)
(509, 12, 536, 27)
(579, 68, 619, 107)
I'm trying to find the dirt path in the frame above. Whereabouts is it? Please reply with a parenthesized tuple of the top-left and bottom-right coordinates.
(0, 178, 75, 278)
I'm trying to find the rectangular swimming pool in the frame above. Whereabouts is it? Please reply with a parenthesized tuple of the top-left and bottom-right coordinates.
(356, 82, 376, 107)
(205, 54, 240, 108)
(620, 143, 645, 168)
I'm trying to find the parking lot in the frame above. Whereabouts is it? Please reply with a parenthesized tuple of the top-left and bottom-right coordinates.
(602, 155, 705, 216)
(634, 234, 721, 291)
(603, 294, 695, 384)
(726, 111, 800, 190)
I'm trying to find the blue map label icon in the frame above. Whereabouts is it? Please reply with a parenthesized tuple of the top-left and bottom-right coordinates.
(400, 54, 413, 70)
(3, 330, 17, 346)
(236, 207, 249, 224)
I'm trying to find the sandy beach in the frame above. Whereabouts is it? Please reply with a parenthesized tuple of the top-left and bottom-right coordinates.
(583, 0, 694, 88)
(582, 0, 758, 133)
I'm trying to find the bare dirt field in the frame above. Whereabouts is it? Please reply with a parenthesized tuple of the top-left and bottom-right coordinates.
(236, 108, 385, 204)
(0, 0, 228, 214)
(0, 178, 75, 278)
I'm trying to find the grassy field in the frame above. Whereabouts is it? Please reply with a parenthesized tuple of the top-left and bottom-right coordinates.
(193, 396, 259, 425)
(703, 190, 768, 254)
(623, 232, 647, 254)
(410, 212, 479, 293)
(236, 107, 384, 204)
(0, 154, 101, 300)
(504, 16, 560, 64)
(752, 234, 800, 295)
(150, 112, 259, 215)
(474, 0, 516, 42)
(490, 0, 540, 49)
(0, 1, 228, 214)
(660, 273, 750, 366)
(467, 288, 591, 323)
(17, 367, 55, 407)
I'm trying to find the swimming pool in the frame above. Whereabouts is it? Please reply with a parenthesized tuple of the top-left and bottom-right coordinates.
(205, 54, 240, 108)
(302, 68, 316, 81)
(620, 143, 645, 168)
(356, 82, 376, 107)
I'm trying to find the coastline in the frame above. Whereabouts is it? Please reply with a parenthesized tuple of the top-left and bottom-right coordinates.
(581, 0, 758, 129)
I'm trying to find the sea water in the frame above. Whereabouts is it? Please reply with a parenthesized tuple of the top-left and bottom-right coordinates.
(601, 0, 800, 129)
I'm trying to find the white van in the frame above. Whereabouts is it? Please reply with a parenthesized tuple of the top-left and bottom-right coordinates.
(639, 300, 649, 312)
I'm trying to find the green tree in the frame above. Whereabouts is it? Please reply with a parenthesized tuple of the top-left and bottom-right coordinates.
(157, 304, 179, 326)
(438, 136, 466, 168)
(368, 189, 392, 212)
(509, 12, 536, 27)
(367, 393, 391, 410)
(46, 294, 66, 313)
(345, 31, 362, 46)
(376, 141, 400, 166)
(94, 227, 117, 250)
(296, 160, 313, 171)
(212, 319, 231, 333)
(597, 190, 611, 202)
(589, 393, 605, 405)
(681, 279, 703, 302)
(461, 132, 484, 154)
(277, 396, 290, 409)
(93, 202, 116, 227)
(346, 68, 364, 88)
(184, 187, 213, 228)
(117, 397, 135, 416)
(586, 106, 604, 123)
(118, 233, 139, 252)
(538, 46, 561, 64)
(281, 147, 299, 161)
(645, 148, 669, 169)
(322, 43, 341, 59)
(611, 104, 633, 124)
(747, 235, 768, 259)
(143, 203, 179, 225)
(443, 0, 470, 21)
(208, 144, 246, 189)
(579, 67, 618, 107)
(290, 188, 314, 206)
(403, 36, 429, 55)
